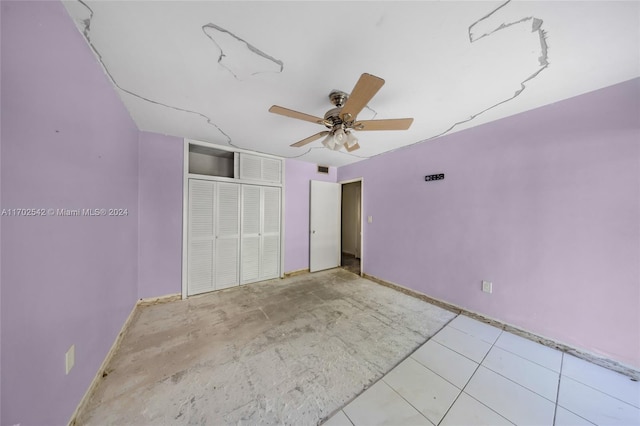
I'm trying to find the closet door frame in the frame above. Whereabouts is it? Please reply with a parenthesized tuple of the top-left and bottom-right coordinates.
(181, 139, 285, 299)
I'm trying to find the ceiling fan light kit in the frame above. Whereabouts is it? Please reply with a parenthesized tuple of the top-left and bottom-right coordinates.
(269, 73, 414, 152)
(321, 128, 358, 151)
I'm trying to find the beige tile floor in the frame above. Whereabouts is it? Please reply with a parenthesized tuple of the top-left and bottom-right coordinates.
(325, 315, 640, 426)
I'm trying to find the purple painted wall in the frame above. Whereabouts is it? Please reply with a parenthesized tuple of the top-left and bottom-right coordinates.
(0, 1, 3, 421)
(1, 2, 637, 424)
(138, 132, 184, 299)
(338, 78, 640, 369)
(284, 159, 336, 273)
(1, 2, 140, 424)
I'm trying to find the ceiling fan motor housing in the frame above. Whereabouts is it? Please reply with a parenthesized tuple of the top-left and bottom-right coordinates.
(323, 107, 343, 129)
(329, 90, 348, 107)
(325, 90, 357, 131)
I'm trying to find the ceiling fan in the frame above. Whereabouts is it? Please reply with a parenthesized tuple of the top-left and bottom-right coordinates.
(269, 73, 414, 152)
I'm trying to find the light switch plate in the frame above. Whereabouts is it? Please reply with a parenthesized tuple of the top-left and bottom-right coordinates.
(482, 280, 492, 294)
(368, 216, 373, 223)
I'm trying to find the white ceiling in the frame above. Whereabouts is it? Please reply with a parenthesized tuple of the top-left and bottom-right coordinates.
(62, 1, 639, 167)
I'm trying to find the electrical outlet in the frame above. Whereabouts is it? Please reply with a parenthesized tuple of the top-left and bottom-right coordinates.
(65, 344, 75, 375)
(368, 216, 373, 223)
(482, 280, 492, 294)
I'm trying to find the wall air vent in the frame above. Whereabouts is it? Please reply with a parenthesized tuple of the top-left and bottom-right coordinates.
(317, 165, 330, 174)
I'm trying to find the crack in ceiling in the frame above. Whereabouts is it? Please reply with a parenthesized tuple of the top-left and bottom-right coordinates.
(71, 0, 550, 164)
(419, 0, 550, 145)
(58, 0, 638, 168)
(202, 23, 284, 80)
(74, 1, 336, 161)
(74, 0, 237, 148)
(294, 0, 550, 163)
(73, 1, 304, 160)
(71, 1, 379, 163)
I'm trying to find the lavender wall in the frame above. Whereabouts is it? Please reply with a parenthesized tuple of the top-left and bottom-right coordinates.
(1, 2, 140, 424)
(138, 132, 184, 299)
(0, 1, 3, 420)
(338, 78, 640, 368)
(284, 159, 336, 273)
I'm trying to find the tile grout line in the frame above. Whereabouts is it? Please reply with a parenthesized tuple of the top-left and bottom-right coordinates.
(364, 315, 467, 426)
(380, 378, 437, 426)
(561, 364, 640, 408)
(478, 354, 560, 404)
(409, 326, 502, 391)
(436, 328, 514, 426)
(429, 337, 487, 366)
(324, 310, 459, 425)
(340, 409, 356, 426)
(410, 340, 471, 389)
(359, 315, 464, 426)
(492, 342, 562, 375)
(560, 375, 640, 410)
(552, 353, 564, 426)
(446, 323, 503, 346)
(484, 328, 639, 409)
(552, 355, 598, 426)
(438, 324, 569, 405)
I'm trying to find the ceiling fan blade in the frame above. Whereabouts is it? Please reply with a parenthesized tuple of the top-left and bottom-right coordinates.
(353, 118, 414, 131)
(290, 131, 329, 147)
(340, 73, 385, 121)
(345, 142, 360, 152)
(269, 105, 324, 125)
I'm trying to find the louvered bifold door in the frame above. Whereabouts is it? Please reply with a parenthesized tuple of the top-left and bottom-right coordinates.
(239, 154, 262, 181)
(261, 158, 282, 183)
(215, 183, 240, 290)
(241, 185, 261, 284)
(188, 180, 216, 296)
(261, 187, 281, 280)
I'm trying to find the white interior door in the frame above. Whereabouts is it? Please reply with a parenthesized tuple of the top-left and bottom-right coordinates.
(310, 180, 341, 272)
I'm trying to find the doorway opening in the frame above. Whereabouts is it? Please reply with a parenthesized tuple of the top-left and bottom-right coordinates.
(341, 180, 362, 275)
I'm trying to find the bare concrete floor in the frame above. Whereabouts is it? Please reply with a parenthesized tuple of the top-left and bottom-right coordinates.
(77, 269, 456, 425)
(341, 253, 360, 275)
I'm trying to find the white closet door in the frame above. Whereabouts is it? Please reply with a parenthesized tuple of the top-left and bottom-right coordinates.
(188, 180, 216, 295)
(215, 183, 240, 290)
(241, 185, 261, 283)
(261, 187, 281, 279)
